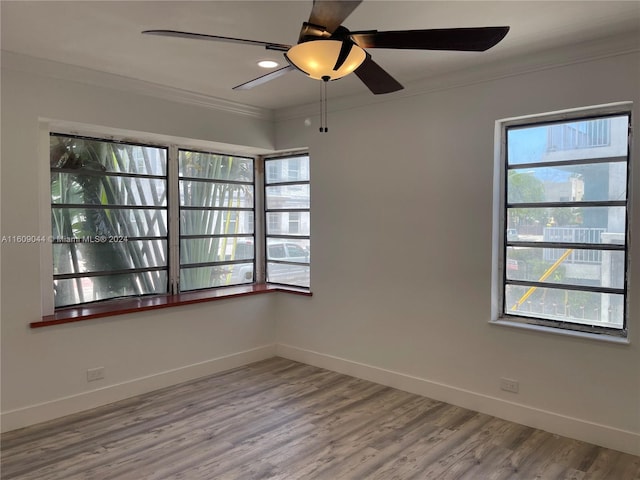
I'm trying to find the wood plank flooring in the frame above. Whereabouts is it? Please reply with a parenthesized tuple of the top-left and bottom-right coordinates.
(2, 357, 639, 479)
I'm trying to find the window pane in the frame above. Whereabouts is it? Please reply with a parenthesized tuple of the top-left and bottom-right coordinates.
(180, 264, 254, 290)
(179, 151, 253, 182)
(53, 240, 167, 275)
(50, 135, 166, 176)
(52, 208, 167, 238)
(507, 163, 626, 204)
(505, 285, 623, 329)
(507, 207, 626, 241)
(266, 212, 310, 236)
(51, 172, 166, 206)
(180, 210, 253, 236)
(180, 238, 253, 264)
(54, 271, 167, 308)
(265, 156, 310, 183)
(180, 181, 253, 208)
(506, 247, 625, 288)
(267, 239, 310, 263)
(266, 185, 310, 209)
(267, 263, 310, 288)
(507, 116, 628, 166)
(179, 149, 256, 292)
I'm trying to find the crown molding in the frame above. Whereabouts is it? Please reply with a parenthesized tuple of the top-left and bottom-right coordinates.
(0, 51, 273, 121)
(274, 30, 640, 122)
(3, 28, 637, 124)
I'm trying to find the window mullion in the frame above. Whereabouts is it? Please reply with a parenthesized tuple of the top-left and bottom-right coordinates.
(506, 279, 624, 295)
(255, 156, 266, 283)
(506, 241, 625, 251)
(507, 200, 626, 209)
(168, 145, 181, 294)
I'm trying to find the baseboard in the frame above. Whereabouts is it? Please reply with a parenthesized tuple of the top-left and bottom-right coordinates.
(1, 344, 276, 433)
(276, 343, 640, 456)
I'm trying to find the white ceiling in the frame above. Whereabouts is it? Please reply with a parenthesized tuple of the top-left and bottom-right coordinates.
(1, 1, 639, 111)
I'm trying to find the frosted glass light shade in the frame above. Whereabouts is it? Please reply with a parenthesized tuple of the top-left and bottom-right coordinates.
(285, 40, 366, 80)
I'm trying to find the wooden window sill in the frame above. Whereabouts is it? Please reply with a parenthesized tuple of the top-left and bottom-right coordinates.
(32, 284, 312, 328)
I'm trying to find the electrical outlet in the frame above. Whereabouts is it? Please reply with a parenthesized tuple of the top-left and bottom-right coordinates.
(87, 367, 105, 382)
(500, 377, 519, 393)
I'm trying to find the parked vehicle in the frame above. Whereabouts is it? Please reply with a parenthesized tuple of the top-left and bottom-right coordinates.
(267, 242, 309, 263)
(267, 242, 310, 287)
(225, 241, 310, 287)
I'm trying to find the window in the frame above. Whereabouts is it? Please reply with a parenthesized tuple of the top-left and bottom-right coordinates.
(50, 135, 168, 308)
(495, 105, 631, 338)
(288, 212, 300, 234)
(178, 150, 255, 291)
(50, 133, 309, 311)
(265, 155, 310, 288)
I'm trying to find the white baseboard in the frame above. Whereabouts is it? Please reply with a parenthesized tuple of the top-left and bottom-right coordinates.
(276, 343, 640, 456)
(1, 344, 276, 433)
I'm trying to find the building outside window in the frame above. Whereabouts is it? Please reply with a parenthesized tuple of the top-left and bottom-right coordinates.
(288, 211, 300, 234)
(495, 104, 631, 338)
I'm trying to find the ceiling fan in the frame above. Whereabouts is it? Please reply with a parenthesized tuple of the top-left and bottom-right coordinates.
(142, 0, 510, 96)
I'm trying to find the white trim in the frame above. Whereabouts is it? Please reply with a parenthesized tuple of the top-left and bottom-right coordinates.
(276, 343, 640, 456)
(38, 121, 55, 316)
(491, 117, 507, 325)
(1, 51, 272, 120)
(498, 101, 634, 127)
(490, 318, 630, 344)
(0, 344, 276, 433)
(3, 31, 636, 123)
(42, 118, 276, 157)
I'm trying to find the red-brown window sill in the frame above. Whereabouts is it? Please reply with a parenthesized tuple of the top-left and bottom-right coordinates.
(32, 284, 312, 329)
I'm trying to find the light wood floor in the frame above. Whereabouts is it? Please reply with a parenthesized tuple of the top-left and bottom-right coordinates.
(2, 357, 638, 479)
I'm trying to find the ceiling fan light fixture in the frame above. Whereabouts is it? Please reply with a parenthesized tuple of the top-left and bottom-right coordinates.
(285, 40, 366, 80)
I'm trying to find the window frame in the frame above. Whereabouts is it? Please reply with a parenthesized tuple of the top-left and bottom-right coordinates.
(177, 148, 256, 292)
(264, 153, 311, 289)
(49, 133, 170, 308)
(37, 123, 310, 326)
(492, 102, 632, 341)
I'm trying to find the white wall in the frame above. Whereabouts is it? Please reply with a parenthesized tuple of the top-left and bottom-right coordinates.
(2, 46, 639, 456)
(274, 51, 640, 455)
(0, 59, 278, 430)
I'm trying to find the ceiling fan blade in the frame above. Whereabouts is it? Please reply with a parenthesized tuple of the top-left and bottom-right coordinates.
(142, 29, 291, 52)
(307, 0, 363, 34)
(354, 55, 403, 95)
(351, 26, 510, 52)
(232, 65, 295, 90)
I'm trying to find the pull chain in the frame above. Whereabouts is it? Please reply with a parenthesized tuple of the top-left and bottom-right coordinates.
(320, 76, 329, 133)
(319, 80, 324, 132)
